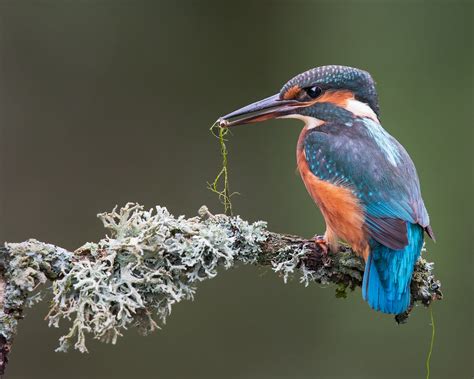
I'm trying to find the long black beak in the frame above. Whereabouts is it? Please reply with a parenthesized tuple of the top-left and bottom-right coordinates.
(218, 94, 300, 127)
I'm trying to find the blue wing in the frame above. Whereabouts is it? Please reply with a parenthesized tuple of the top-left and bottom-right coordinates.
(303, 118, 432, 249)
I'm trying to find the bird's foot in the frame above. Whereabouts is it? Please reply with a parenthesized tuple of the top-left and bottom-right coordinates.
(313, 235, 331, 266)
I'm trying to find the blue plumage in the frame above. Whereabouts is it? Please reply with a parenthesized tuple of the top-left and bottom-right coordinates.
(362, 223, 424, 314)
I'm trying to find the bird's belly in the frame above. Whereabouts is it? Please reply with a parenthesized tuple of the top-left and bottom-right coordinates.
(297, 150, 368, 258)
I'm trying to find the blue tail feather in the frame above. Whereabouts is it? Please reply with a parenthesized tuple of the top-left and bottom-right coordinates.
(362, 223, 424, 314)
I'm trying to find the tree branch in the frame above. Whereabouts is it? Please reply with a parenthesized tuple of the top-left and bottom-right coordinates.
(0, 203, 442, 375)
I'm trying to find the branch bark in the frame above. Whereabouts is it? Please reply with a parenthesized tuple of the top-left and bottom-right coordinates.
(0, 268, 10, 377)
(0, 203, 442, 375)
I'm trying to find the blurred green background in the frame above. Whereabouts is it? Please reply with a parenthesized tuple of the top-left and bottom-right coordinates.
(0, 1, 472, 378)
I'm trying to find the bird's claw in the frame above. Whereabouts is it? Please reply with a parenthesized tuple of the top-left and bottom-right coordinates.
(313, 235, 331, 266)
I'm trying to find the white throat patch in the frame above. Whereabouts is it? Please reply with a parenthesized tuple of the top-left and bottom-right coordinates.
(345, 99, 379, 122)
(279, 114, 325, 129)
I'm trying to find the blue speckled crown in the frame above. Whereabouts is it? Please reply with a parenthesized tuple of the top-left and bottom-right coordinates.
(280, 65, 379, 116)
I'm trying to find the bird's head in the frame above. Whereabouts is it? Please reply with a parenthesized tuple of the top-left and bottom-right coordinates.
(219, 65, 379, 128)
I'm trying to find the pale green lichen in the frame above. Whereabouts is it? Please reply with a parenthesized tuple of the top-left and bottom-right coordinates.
(271, 246, 309, 284)
(44, 203, 267, 352)
(0, 241, 73, 342)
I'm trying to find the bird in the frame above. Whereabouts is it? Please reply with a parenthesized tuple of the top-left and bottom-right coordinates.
(218, 65, 434, 314)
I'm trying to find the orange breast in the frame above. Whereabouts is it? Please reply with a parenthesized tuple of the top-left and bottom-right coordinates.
(297, 129, 369, 260)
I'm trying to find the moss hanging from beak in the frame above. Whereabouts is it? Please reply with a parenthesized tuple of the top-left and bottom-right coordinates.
(207, 122, 238, 215)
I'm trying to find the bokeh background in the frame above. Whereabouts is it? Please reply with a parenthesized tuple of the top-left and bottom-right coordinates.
(0, 1, 472, 378)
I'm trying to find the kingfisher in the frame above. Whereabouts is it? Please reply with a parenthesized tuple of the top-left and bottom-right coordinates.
(218, 65, 434, 314)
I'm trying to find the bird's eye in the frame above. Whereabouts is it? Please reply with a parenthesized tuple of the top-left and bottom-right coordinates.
(305, 86, 323, 99)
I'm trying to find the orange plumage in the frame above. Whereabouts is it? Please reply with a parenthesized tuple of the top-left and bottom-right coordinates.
(296, 127, 369, 260)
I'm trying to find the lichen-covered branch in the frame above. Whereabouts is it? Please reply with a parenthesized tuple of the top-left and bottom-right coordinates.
(0, 203, 442, 375)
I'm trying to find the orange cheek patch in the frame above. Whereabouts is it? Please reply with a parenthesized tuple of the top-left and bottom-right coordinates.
(283, 85, 301, 100)
(315, 89, 354, 107)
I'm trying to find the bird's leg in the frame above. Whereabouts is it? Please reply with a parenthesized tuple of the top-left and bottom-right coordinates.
(313, 234, 331, 266)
